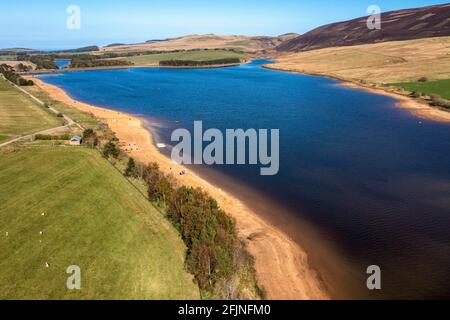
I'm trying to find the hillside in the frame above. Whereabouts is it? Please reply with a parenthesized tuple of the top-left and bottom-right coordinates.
(277, 3, 450, 52)
(0, 146, 199, 299)
(102, 33, 299, 53)
(0, 78, 60, 143)
(271, 36, 450, 83)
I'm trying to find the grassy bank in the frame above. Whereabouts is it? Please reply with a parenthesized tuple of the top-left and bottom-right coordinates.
(394, 79, 450, 100)
(22, 81, 100, 130)
(0, 78, 60, 142)
(0, 145, 199, 299)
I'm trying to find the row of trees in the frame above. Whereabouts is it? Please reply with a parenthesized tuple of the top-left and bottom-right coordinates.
(136, 161, 255, 297)
(15, 53, 130, 70)
(159, 58, 241, 67)
(16, 63, 33, 72)
(430, 95, 450, 109)
(69, 55, 133, 68)
(0, 64, 34, 86)
(22, 55, 58, 70)
(35, 134, 71, 141)
(410, 91, 450, 109)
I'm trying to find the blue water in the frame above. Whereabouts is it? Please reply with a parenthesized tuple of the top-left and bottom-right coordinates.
(54, 59, 71, 69)
(40, 60, 450, 299)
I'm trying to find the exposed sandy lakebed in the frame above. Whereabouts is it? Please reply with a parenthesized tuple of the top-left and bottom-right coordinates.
(263, 63, 450, 124)
(30, 77, 330, 300)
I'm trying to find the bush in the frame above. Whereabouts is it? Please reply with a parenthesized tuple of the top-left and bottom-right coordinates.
(34, 134, 52, 141)
(411, 91, 422, 98)
(56, 113, 64, 118)
(418, 77, 428, 82)
(0, 64, 19, 83)
(34, 134, 70, 141)
(430, 95, 450, 109)
(18, 78, 34, 86)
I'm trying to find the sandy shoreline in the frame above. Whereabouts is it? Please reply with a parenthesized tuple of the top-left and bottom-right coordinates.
(262, 64, 450, 123)
(30, 77, 330, 300)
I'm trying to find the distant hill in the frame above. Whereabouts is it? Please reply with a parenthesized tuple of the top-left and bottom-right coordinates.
(277, 3, 450, 52)
(0, 48, 36, 54)
(51, 45, 100, 53)
(104, 43, 126, 48)
(102, 34, 300, 53)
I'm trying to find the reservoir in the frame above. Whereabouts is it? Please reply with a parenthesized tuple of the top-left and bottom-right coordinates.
(54, 59, 71, 69)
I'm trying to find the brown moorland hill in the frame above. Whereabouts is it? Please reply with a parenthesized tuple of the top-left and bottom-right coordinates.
(277, 3, 450, 52)
(102, 33, 299, 53)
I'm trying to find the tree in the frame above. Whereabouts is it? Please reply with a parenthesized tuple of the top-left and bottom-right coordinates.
(18, 78, 34, 86)
(144, 163, 174, 205)
(103, 141, 119, 158)
(16, 63, 32, 72)
(82, 128, 98, 147)
(124, 157, 138, 178)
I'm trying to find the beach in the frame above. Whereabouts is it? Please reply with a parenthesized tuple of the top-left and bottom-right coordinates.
(30, 77, 330, 300)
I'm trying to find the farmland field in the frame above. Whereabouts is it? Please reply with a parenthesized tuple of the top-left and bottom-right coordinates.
(125, 49, 247, 65)
(0, 79, 60, 142)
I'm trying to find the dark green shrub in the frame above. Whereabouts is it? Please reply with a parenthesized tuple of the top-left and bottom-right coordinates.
(103, 141, 120, 158)
(34, 134, 70, 141)
(18, 78, 34, 86)
(124, 157, 139, 178)
(411, 91, 422, 98)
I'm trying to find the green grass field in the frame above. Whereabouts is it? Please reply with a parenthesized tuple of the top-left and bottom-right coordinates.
(394, 79, 450, 100)
(125, 49, 247, 65)
(0, 146, 199, 299)
(24, 82, 100, 130)
(0, 79, 60, 142)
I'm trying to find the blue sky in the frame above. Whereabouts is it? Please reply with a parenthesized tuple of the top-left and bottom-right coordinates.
(0, 0, 448, 49)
